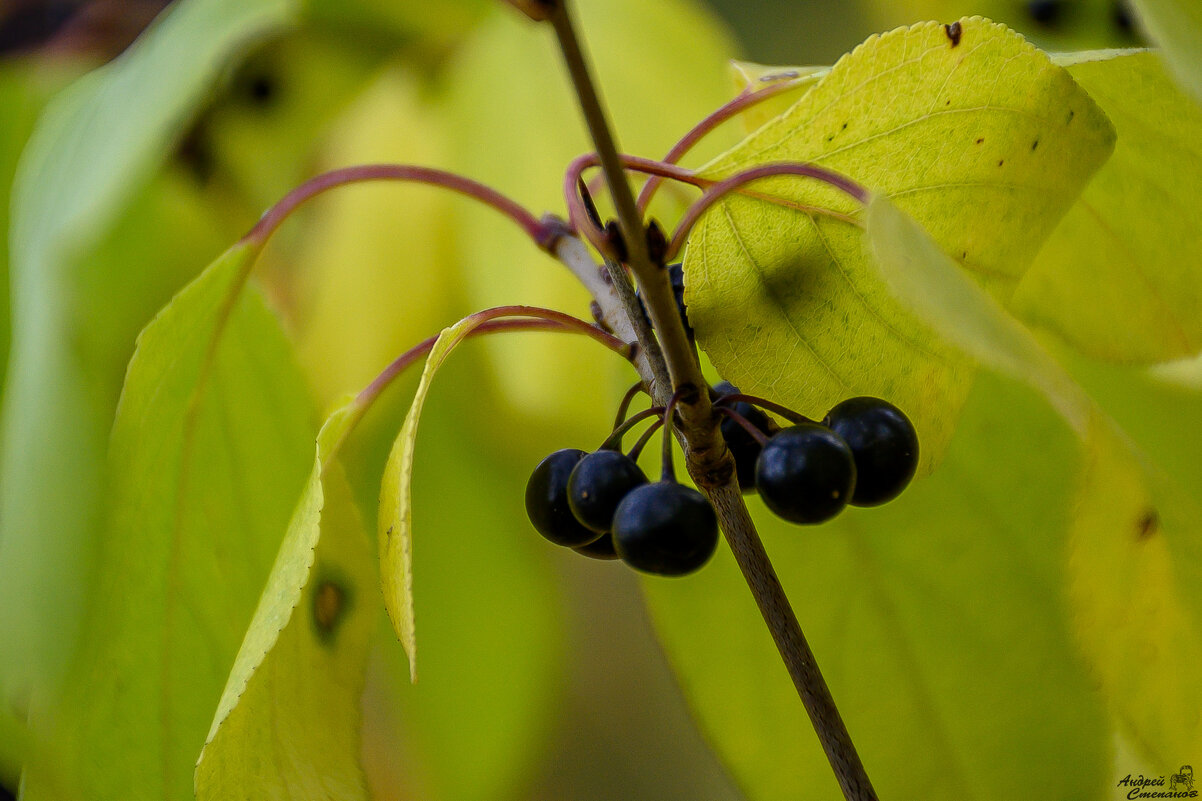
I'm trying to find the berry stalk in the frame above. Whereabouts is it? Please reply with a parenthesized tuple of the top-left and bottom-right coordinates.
(546, 0, 712, 436)
(708, 480, 879, 801)
(540, 3, 880, 797)
(321, 309, 631, 465)
(635, 77, 810, 213)
(242, 163, 557, 250)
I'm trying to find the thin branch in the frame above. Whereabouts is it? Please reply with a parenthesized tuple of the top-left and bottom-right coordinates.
(355, 305, 630, 411)
(636, 77, 810, 213)
(542, 4, 879, 799)
(242, 164, 556, 250)
(707, 482, 879, 801)
(548, 0, 706, 417)
(667, 161, 869, 261)
(552, 234, 671, 396)
(564, 153, 860, 255)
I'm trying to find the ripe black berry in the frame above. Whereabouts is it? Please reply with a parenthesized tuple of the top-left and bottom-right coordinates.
(823, 397, 918, 507)
(755, 423, 856, 524)
(525, 449, 602, 547)
(612, 482, 718, 576)
(713, 381, 776, 492)
(567, 449, 648, 533)
(573, 532, 620, 560)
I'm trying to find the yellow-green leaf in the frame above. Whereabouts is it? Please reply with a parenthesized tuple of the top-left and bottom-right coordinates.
(1067, 420, 1202, 767)
(1013, 51, 1202, 362)
(377, 317, 485, 681)
(867, 192, 1202, 769)
(20, 242, 314, 800)
(644, 374, 1110, 800)
(728, 61, 826, 133)
(866, 194, 1090, 433)
(196, 416, 374, 801)
(354, 368, 568, 801)
(1129, 0, 1202, 103)
(684, 18, 1114, 469)
(0, 0, 294, 706)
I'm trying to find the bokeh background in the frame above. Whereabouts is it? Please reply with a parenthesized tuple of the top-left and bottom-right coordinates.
(0, 1, 1151, 800)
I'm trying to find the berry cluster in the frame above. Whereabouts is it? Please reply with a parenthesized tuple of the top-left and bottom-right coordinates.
(526, 381, 918, 576)
(525, 396, 719, 577)
(716, 392, 919, 525)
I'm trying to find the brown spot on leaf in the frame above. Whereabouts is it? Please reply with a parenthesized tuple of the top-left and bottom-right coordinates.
(312, 579, 348, 644)
(1067, 109, 1075, 124)
(944, 21, 962, 46)
(975, 137, 984, 144)
(1136, 509, 1160, 541)
(1031, 139, 1040, 151)
(997, 159, 1004, 167)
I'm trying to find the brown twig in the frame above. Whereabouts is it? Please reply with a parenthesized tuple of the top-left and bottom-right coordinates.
(540, 2, 880, 798)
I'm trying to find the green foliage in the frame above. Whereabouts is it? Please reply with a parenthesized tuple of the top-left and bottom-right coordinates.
(645, 374, 1110, 800)
(1014, 51, 1202, 362)
(19, 242, 313, 799)
(196, 439, 374, 800)
(1129, 0, 1202, 102)
(0, 0, 295, 714)
(683, 18, 1113, 468)
(4, 1, 1202, 800)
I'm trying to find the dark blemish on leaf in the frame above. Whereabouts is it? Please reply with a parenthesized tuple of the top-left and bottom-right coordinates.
(385, 525, 394, 540)
(826, 134, 834, 142)
(1031, 139, 1040, 151)
(975, 137, 984, 145)
(961, 251, 968, 259)
(1067, 109, 1075, 124)
(944, 21, 962, 46)
(1136, 509, 1160, 541)
(945, 99, 951, 106)
(841, 122, 847, 130)
(998, 159, 1004, 167)
(312, 578, 350, 645)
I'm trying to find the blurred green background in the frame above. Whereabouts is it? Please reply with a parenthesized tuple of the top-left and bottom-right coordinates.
(0, 1, 1153, 799)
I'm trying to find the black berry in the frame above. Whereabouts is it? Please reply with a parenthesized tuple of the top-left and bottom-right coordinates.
(1027, 0, 1064, 25)
(612, 482, 718, 576)
(573, 532, 620, 560)
(713, 381, 776, 492)
(567, 449, 648, 533)
(823, 397, 918, 507)
(755, 423, 856, 524)
(526, 449, 602, 547)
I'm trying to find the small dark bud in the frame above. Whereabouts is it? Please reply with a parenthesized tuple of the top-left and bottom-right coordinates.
(577, 177, 603, 229)
(645, 219, 668, 266)
(604, 220, 628, 263)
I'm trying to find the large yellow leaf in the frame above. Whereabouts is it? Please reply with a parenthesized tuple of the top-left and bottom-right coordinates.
(684, 18, 1114, 468)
